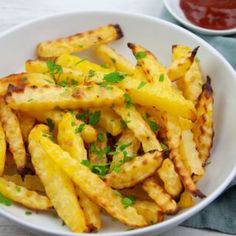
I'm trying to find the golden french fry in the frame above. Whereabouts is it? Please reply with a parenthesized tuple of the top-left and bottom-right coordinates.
(36, 124, 146, 227)
(58, 112, 87, 162)
(193, 77, 214, 166)
(17, 112, 35, 143)
(0, 100, 26, 172)
(180, 129, 204, 176)
(76, 187, 102, 232)
(178, 191, 194, 209)
(157, 159, 183, 198)
(143, 177, 179, 215)
(113, 105, 162, 152)
(6, 84, 124, 112)
(25, 60, 85, 84)
(37, 24, 123, 58)
(167, 47, 198, 81)
(0, 121, 6, 176)
(127, 43, 172, 87)
(93, 107, 122, 136)
(133, 200, 164, 225)
(110, 129, 140, 171)
(118, 76, 196, 120)
(106, 151, 163, 189)
(0, 177, 51, 210)
(96, 45, 135, 74)
(0, 73, 55, 96)
(29, 125, 87, 232)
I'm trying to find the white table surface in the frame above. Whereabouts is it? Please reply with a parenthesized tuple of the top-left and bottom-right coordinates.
(0, 0, 231, 235)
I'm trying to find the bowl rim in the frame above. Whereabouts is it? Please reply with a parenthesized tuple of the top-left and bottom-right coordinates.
(163, 0, 236, 36)
(0, 9, 235, 236)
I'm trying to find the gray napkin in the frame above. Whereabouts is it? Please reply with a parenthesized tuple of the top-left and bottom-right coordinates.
(160, 8, 236, 235)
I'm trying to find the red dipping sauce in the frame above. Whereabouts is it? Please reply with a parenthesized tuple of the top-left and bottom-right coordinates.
(180, 0, 236, 30)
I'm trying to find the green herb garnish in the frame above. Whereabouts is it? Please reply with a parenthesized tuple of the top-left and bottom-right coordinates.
(88, 70, 96, 78)
(0, 193, 12, 206)
(25, 211, 32, 215)
(149, 120, 159, 133)
(89, 111, 101, 127)
(110, 57, 116, 64)
(75, 58, 87, 66)
(103, 72, 126, 84)
(121, 196, 136, 208)
(135, 51, 146, 60)
(123, 93, 133, 108)
(46, 60, 63, 81)
(46, 118, 55, 132)
(137, 81, 146, 89)
(98, 132, 105, 142)
(159, 73, 165, 82)
(75, 123, 85, 133)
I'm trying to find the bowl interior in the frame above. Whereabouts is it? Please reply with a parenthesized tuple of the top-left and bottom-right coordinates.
(0, 11, 235, 236)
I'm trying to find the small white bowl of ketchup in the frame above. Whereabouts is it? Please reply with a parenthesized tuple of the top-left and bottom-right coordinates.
(163, 0, 236, 35)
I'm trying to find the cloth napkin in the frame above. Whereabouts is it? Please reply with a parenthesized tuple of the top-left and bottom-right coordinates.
(160, 8, 236, 235)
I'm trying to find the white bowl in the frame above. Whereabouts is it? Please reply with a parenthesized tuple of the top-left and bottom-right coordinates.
(163, 0, 236, 35)
(0, 10, 236, 236)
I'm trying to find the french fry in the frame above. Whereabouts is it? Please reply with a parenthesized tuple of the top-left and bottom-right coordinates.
(143, 177, 178, 214)
(133, 200, 164, 224)
(0, 177, 51, 210)
(127, 43, 171, 86)
(3, 174, 45, 193)
(76, 187, 102, 232)
(29, 125, 87, 232)
(25, 60, 85, 84)
(0, 121, 6, 176)
(180, 129, 204, 176)
(0, 73, 55, 96)
(167, 47, 198, 81)
(118, 76, 196, 120)
(17, 112, 35, 143)
(105, 151, 163, 189)
(157, 159, 183, 198)
(192, 77, 214, 165)
(37, 24, 123, 58)
(110, 129, 140, 171)
(113, 105, 162, 152)
(96, 45, 135, 75)
(0, 100, 26, 172)
(58, 112, 87, 162)
(36, 124, 147, 227)
(6, 84, 124, 112)
(92, 107, 122, 136)
(178, 191, 194, 209)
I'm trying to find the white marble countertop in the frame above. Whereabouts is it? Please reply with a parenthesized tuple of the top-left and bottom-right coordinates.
(0, 0, 231, 235)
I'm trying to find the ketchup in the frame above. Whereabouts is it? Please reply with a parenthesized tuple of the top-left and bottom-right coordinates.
(180, 0, 236, 30)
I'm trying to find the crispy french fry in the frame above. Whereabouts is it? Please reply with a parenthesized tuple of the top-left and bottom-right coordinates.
(105, 151, 163, 189)
(29, 125, 87, 232)
(0, 121, 6, 176)
(180, 129, 204, 176)
(113, 105, 162, 152)
(178, 191, 194, 209)
(58, 113, 87, 162)
(157, 159, 183, 198)
(167, 47, 198, 81)
(0, 100, 26, 172)
(127, 43, 171, 86)
(0, 73, 55, 96)
(17, 112, 35, 143)
(96, 45, 135, 74)
(0, 177, 51, 210)
(37, 24, 123, 58)
(76, 187, 102, 232)
(192, 77, 214, 165)
(25, 60, 85, 84)
(36, 124, 146, 227)
(110, 129, 140, 171)
(92, 107, 122, 136)
(143, 177, 178, 214)
(118, 76, 196, 120)
(6, 84, 124, 112)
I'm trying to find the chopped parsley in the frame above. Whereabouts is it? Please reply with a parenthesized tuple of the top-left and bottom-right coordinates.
(135, 51, 147, 60)
(110, 57, 116, 64)
(46, 118, 55, 132)
(123, 93, 133, 108)
(15, 186, 21, 193)
(89, 142, 110, 159)
(195, 57, 200, 64)
(42, 133, 55, 142)
(71, 79, 78, 86)
(25, 211, 32, 215)
(119, 142, 132, 151)
(58, 80, 68, 87)
(76, 109, 89, 122)
(121, 196, 136, 208)
(100, 64, 110, 69)
(71, 121, 76, 127)
(74, 58, 87, 66)
(75, 123, 85, 133)
(113, 165, 122, 173)
(159, 73, 165, 82)
(46, 60, 63, 81)
(149, 120, 159, 133)
(161, 143, 169, 150)
(113, 190, 122, 197)
(103, 72, 126, 84)
(120, 120, 127, 129)
(137, 81, 146, 89)
(0, 193, 12, 206)
(89, 111, 101, 127)
(88, 70, 96, 78)
(21, 77, 28, 82)
(98, 132, 105, 142)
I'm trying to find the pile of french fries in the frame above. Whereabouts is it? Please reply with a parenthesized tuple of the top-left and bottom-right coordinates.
(0, 24, 214, 232)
